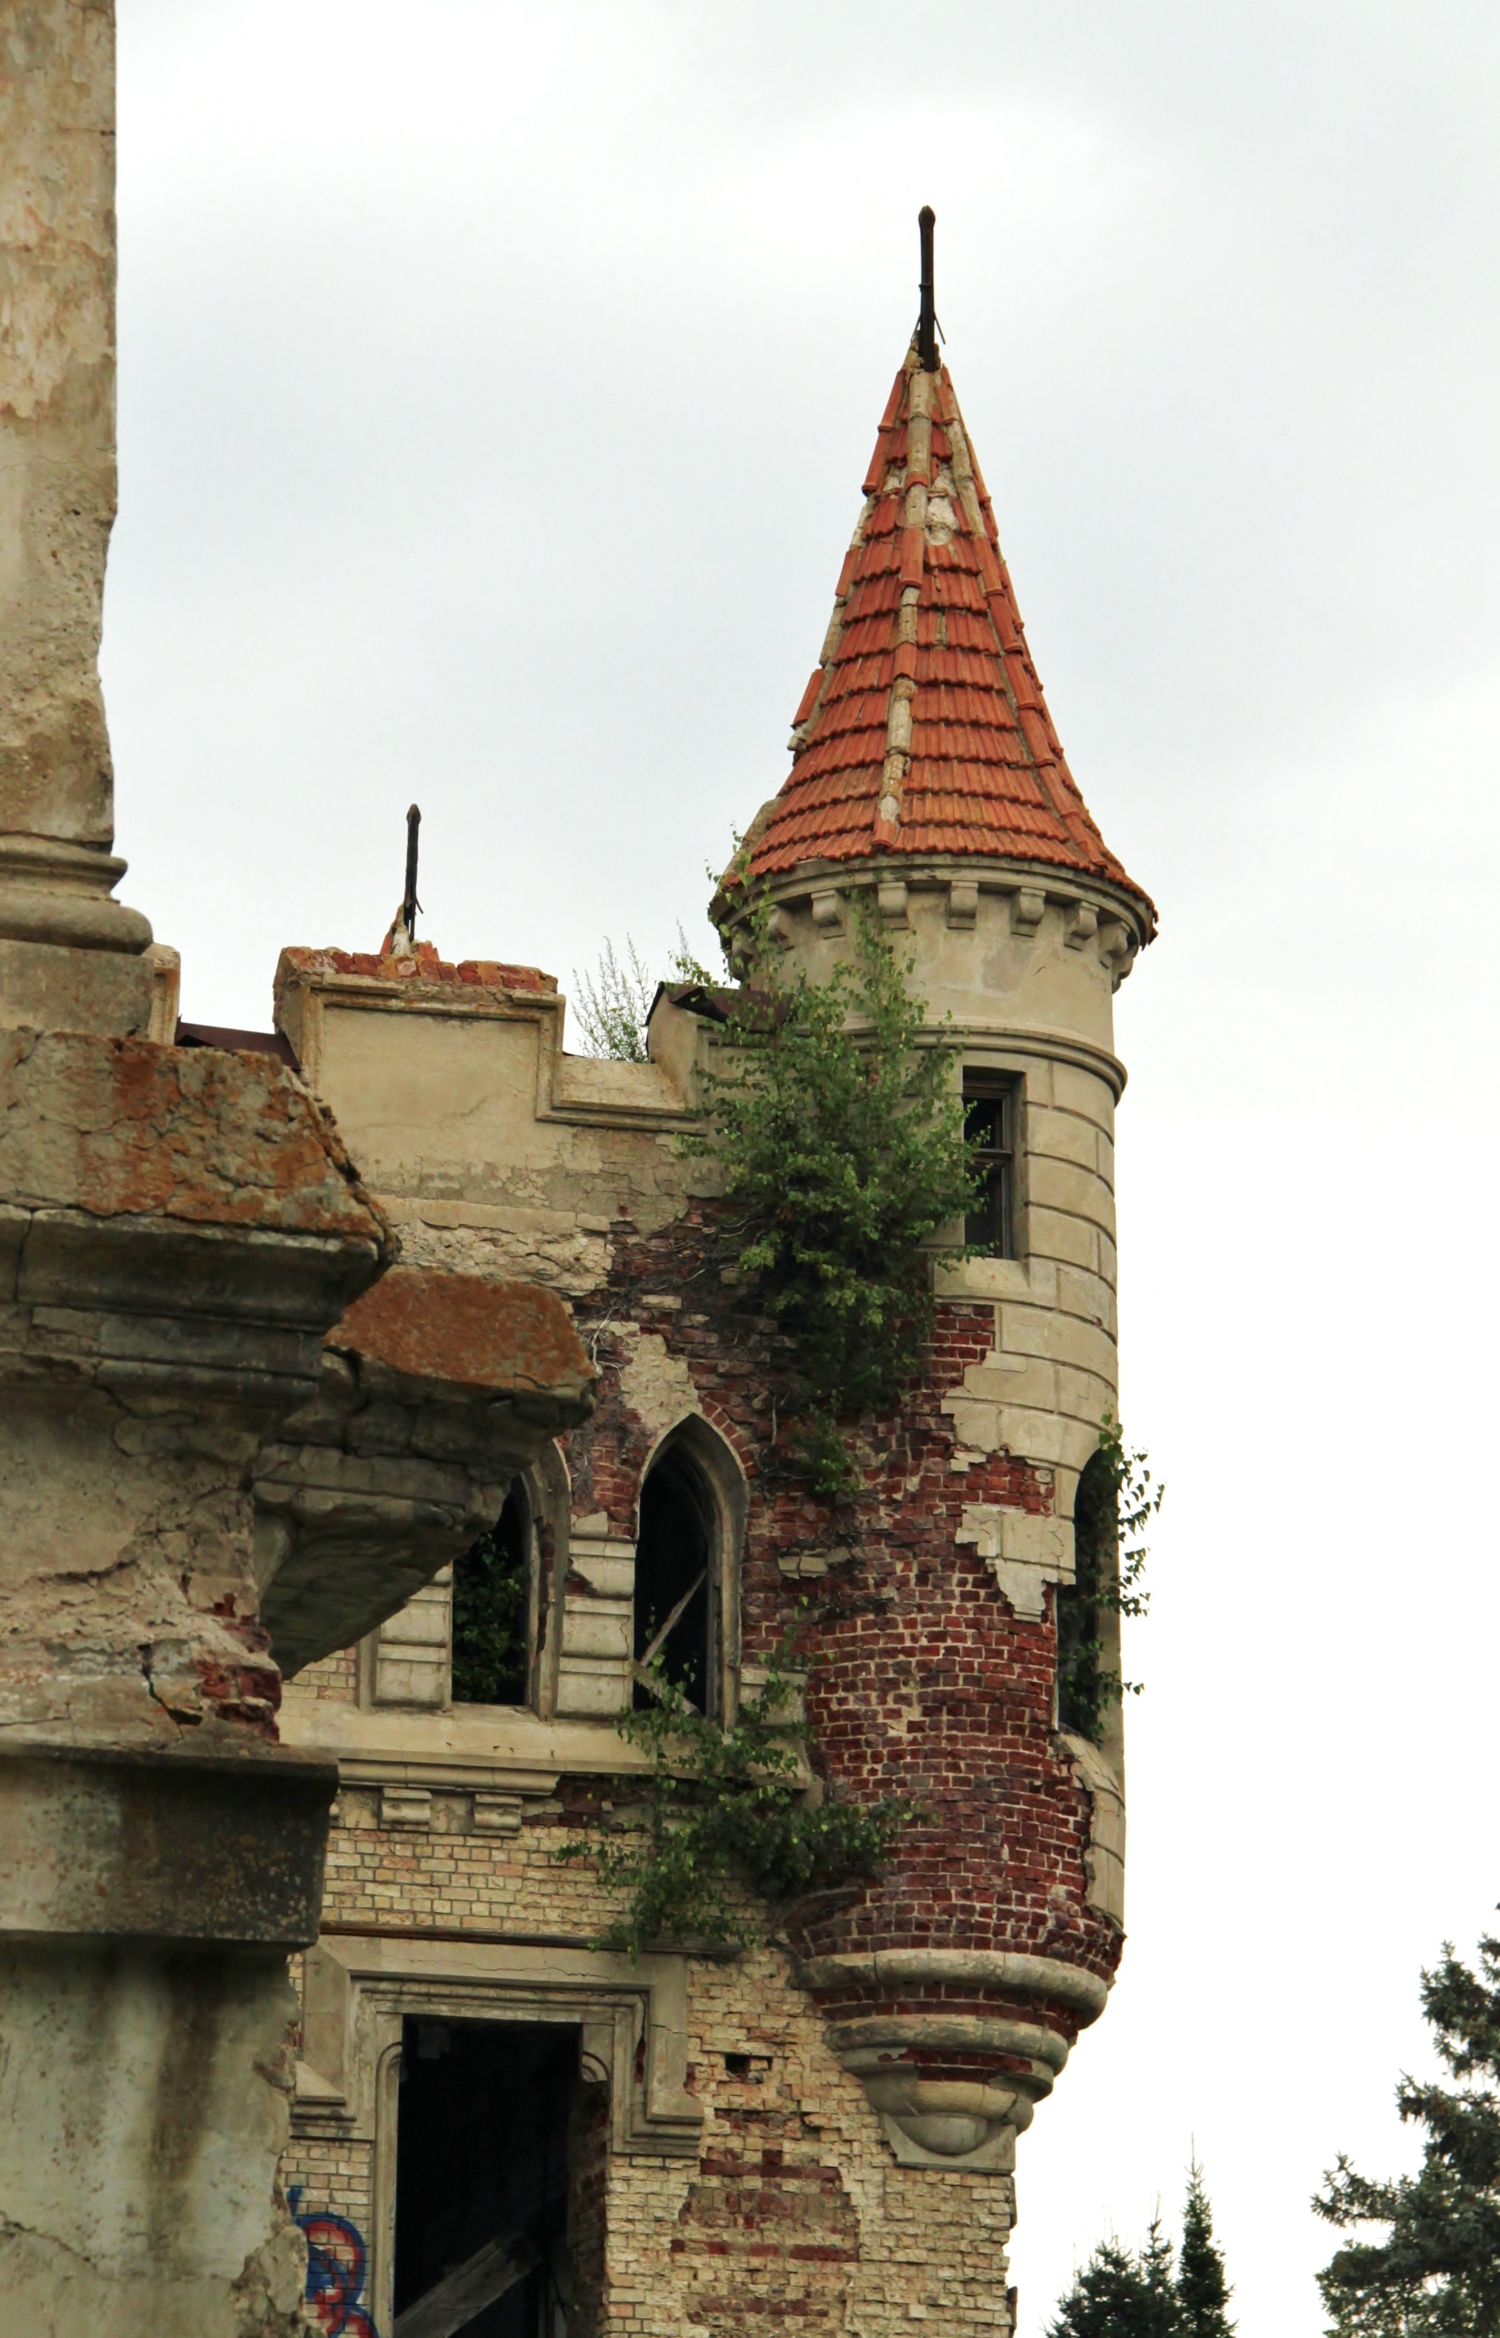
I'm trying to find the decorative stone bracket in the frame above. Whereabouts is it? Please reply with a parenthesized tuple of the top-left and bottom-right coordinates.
(797, 1949, 1109, 2174)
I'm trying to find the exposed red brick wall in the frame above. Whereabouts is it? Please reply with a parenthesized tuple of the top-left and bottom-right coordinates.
(564, 1200, 1122, 1999)
(670, 2109, 859, 2330)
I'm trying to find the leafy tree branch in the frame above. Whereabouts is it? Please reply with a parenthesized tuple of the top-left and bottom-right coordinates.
(1315, 1923, 1500, 2334)
(1057, 1413, 1164, 1742)
(688, 896, 977, 1496)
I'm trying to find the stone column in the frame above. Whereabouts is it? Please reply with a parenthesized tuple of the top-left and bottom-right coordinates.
(0, 0, 153, 1034)
(0, 17, 602, 2333)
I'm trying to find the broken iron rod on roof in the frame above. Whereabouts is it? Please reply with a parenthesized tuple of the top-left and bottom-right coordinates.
(917, 205, 937, 372)
(403, 802, 422, 940)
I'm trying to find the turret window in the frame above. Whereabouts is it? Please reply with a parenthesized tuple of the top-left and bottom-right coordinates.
(1057, 1449, 1117, 1743)
(964, 1073, 1017, 1255)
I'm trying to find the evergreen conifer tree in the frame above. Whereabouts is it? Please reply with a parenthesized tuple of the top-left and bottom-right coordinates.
(1177, 2155, 1236, 2335)
(1046, 2167, 1237, 2337)
(1315, 1924, 1500, 2333)
(1046, 2229, 1178, 2338)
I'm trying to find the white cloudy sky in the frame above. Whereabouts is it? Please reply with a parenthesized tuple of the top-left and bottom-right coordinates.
(108, 5, 1500, 2329)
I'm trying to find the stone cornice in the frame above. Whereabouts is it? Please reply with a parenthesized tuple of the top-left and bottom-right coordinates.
(726, 852, 1153, 949)
(794, 1946, 1110, 2022)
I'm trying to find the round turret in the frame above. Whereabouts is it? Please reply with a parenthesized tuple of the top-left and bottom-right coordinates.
(714, 329, 1155, 2177)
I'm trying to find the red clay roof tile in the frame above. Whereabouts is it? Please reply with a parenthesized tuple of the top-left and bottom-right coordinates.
(745, 348, 1152, 921)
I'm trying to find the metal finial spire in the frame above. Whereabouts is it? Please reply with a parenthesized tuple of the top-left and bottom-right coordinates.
(402, 803, 422, 942)
(917, 206, 938, 372)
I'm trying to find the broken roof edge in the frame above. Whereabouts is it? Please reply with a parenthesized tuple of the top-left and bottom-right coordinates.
(276, 944, 558, 996)
(325, 1264, 595, 1413)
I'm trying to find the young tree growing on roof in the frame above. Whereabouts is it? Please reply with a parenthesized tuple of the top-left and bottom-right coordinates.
(570, 929, 716, 1061)
(1314, 1922, 1500, 2333)
(570, 936, 654, 1061)
(686, 895, 977, 1497)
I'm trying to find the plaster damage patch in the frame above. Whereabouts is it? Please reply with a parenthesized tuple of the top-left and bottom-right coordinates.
(955, 1504, 1072, 1622)
(617, 1327, 700, 1443)
(381, 1195, 612, 1298)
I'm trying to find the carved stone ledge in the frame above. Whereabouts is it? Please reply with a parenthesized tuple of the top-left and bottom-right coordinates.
(796, 1948, 1109, 2175)
(739, 856, 1151, 993)
(0, 1738, 337, 1947)
(0, 1030, 391, 1744)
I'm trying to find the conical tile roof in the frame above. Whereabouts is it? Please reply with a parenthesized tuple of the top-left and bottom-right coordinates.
(744, 348, 1154, 929)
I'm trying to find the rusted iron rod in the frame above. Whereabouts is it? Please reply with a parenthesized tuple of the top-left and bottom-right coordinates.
(403, 802, 422, 938)
(917, 205, 937, 371)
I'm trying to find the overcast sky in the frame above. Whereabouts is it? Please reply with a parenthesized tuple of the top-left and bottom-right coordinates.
(107, 5, 1500, 2329)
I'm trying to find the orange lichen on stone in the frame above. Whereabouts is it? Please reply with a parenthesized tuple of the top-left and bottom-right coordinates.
(326, 1264, 595, 1407)
(0, 1026, 386, 1242)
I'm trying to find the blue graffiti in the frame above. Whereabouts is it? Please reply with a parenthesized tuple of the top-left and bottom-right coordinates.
(289, 2188, 379, 2338)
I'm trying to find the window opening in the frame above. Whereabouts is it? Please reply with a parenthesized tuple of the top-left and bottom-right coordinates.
(394, 2017, 591, 2337)
(1056, 1447, 1116, 1743)
(452, 1482, 530, 1706)
(633, 1443, 716, 1715)
(963, 1073, 1017, 1254)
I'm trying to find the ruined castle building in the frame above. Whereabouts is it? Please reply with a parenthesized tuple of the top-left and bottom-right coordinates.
(273, 314, 1154, 2329)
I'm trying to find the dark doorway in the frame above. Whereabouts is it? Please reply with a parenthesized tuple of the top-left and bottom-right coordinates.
(634, 1443, 716, 1714)
(452, 1483, 530, 1706)
(393, 2019, 582, 2336)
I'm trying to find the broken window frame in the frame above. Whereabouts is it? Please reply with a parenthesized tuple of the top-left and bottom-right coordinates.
(630, 1418, 747, 1727)
(450, 1478, 540, 1712)
(632, 1436, 721, 1721)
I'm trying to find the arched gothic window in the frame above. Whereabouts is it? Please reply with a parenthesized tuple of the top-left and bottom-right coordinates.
(1056, 1448, 1117, 1744)
(451, 1479, 532, 1706)
(633, 1437, 721, 1717)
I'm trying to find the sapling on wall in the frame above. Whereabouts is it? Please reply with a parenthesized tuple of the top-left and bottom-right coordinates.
(558, 1630, 912, 1955)
(688, 894, 977, 1496)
